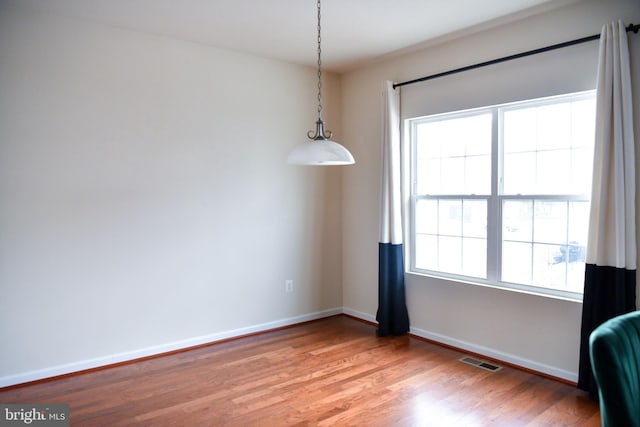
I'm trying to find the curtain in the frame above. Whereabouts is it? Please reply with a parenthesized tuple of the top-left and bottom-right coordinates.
(376, 81, 410, 336)
(578, 20, 637, 399)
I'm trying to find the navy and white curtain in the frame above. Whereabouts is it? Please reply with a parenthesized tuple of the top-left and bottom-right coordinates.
(376, 81, 410, 336)
(578, 20, 637, 398)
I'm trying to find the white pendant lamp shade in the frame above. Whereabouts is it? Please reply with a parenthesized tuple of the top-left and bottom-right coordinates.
(287, 0, 355, 166)
(287, 139, 355, 165)
(288, 119, 355, 165)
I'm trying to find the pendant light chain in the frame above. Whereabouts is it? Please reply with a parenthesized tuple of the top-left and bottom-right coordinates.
(287, 0, 354, 164)
(316, 0, 323, 119)
(307, 0, 332, 140)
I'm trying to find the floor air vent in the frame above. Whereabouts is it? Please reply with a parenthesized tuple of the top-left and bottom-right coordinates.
(459, 356, 502, 372)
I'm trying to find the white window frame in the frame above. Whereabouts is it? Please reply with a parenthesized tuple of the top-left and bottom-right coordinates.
(405, 90, 596, 301)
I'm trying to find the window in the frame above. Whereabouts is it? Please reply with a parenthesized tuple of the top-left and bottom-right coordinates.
(407, 91, 596, 300)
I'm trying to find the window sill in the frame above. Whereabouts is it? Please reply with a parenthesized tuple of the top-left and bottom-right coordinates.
(405, 270, 584, 303)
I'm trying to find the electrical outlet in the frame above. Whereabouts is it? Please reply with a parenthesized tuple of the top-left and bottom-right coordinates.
(285, 280, 294, 293)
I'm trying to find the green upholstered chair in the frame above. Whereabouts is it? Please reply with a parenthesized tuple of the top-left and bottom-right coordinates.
(590, 310, 640, 427)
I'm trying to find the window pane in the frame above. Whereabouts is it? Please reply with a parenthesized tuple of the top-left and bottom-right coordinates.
(502, 97, 595, 196)
(416, 122, 442, 158)
(461, 115, 492, 156)
(536, 103, 571, 150)
(463, 237, 487, 278)
(536, 149, 571, 194)
(416, 158, 441, 195)
(414, 199, 486, 279)
(533, 201, 567, 244)
(440, 157, 465, 194)
(570, 148, 594, 195)
(502, 199, 586, 291)
(571, 99, 596, 148)
(568, 201, 590, 245)
(415, 113, 491, 195)
(462, 200, 487, 238)
(530, 242, 586, 293)
(503, 152, 535, 195)
(532, 243, 566, 288)
(502, 241, 532, 285)
(466, 155, 491, 195)
(503, 200, 532, 242)
(440, 124, 466, 158)
(415, 234, 438, 271)
(415, 199, 438, 234)
(439, 236, 462, 275)
(504, 109, 536, 153)
(438, 200, 462, 236)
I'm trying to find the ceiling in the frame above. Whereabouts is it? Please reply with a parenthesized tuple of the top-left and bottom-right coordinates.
(9, 0, 580, 72)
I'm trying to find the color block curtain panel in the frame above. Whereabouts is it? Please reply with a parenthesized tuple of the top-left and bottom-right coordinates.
(376, 81, 410, 336)
(578, 20, 637, 398)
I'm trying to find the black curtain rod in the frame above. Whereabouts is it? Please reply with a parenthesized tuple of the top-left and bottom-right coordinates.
(393, 22, 639, 89)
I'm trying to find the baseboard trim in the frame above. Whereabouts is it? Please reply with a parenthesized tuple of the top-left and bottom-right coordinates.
(1, 306, 578, 389)
(342, 307, 377, 324)
(342, 308, 578, 384)
(408, 325, 578, 384)
(0, 308, 342, 389)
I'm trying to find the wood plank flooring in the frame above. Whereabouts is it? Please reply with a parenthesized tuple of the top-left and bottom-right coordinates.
(0, 315, 599, 426)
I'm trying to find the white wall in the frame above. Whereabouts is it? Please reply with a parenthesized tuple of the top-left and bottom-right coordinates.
(342, 0, 640, 381)
(0, 5, 344, 385)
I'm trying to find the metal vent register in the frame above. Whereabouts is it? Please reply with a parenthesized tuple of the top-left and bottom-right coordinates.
(459, 356, 502, 372)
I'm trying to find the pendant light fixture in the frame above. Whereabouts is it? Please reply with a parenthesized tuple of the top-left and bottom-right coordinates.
(287, 0, 355, 166)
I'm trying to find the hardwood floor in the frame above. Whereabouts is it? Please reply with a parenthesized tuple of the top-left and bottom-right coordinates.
(0, 315, 599, 426)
